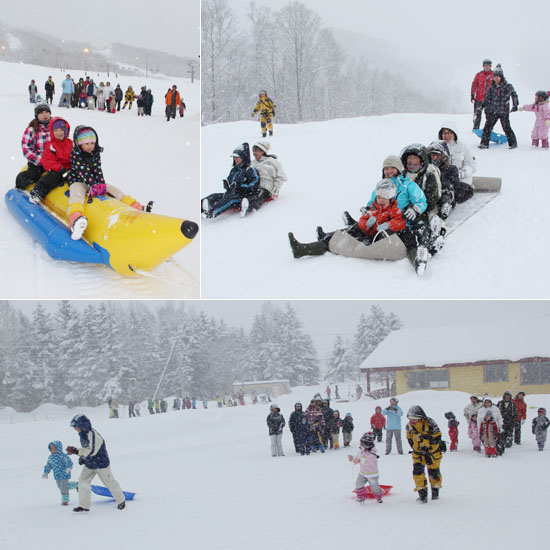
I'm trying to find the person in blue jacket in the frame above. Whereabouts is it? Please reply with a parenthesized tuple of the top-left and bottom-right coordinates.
(382, 397, 404, 455)
(201, 142, 260, 218)
(66, 414, 126, 512)
(58, 74, 74, 108)
(42, 440, 78, 505)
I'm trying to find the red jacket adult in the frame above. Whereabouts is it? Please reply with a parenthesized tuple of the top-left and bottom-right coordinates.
(471, 70, 493, 102)
(358, 198, 406, 235)
(41, 117, 72, 172)
(371, 408, 386, 430)
(165, 89, 181, 106)
(513, 397, 527, 422)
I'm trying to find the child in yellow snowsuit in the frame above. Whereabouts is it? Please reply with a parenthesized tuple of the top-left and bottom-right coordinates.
(251, 90, 276, 137)
(122, 86, 135, 109)
(406, 405, 445, 503)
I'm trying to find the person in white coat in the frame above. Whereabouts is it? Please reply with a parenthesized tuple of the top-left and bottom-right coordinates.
(248, 141, 287, 212)
(476, 398, 502, 432)
(463, 395, 482, 424)
(438, 120, 476, 203)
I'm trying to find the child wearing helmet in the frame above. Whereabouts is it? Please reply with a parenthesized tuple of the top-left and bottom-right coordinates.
(266, 404, 285, 457)
(15, 104, 52, 191)
(406, 405, 444, 503)
(519, 90, 550, 148)
(532, 408, 550, 451)
(348, 432, 383, 503)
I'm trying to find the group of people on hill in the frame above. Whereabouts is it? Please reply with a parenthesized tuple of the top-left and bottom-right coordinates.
(14, 102, 148, 239)
(288, 119, 476, 275)
(471, 59, 550, 149)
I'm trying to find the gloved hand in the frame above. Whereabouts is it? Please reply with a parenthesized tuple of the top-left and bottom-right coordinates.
(89, 183, 107, 197)
(511, 105, 518, 112)
(366, 216, 377, 228)
(42, 473, 48, 479)
(78, 457, 85, 465)
(546, 120, 550, 127)
(518, 106, 524, 112)
(377, 222, 389, 232)
(223, 178, 230, 190)
(66, 446, 79, 455)
(404, 205, 421, 221)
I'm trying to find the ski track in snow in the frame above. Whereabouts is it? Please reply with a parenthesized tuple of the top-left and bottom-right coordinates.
(202, 114, 549, 299)
(1, 389, 549, 550)
(1, 61, 200, 298)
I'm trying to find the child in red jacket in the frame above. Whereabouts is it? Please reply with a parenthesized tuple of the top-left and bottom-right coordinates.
(370, 406, 386, 442)
(444, 411, 460, 451)
(29, 117, 72, 204)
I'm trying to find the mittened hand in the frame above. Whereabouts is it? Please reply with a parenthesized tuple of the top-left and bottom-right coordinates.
(89, 183, 107, 197)
(66, 446, 79, 455)
(404, 206, 418, 221)
(377, 222, 389, 232)
(366, 216, 377, 228)
(78, 457, 85, 465)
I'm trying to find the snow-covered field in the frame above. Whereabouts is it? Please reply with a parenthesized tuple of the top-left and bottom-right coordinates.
(201, 112, 549, 299)
(1, 388, 548, 550)
(1, 61, 200, 298)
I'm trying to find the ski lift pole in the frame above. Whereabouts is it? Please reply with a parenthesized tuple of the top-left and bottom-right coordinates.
(152, 336, 180, 402)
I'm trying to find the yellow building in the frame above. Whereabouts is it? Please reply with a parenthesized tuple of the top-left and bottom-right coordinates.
(359, 321, 550, 397)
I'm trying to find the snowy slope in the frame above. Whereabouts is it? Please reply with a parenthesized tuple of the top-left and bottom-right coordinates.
(201, 113, 549, 299)
(1, 388, 549, 550)
(1, 61, 200, 298)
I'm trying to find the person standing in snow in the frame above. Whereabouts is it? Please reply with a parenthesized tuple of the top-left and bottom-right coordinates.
(342, 412, 354, 447)
(518, 90, 550, 148)
(444, 411, 460, 451)
(266, 404, 285, 457)
(471, 59, 493, 129)
(468, 413, 482, 452)
(28, 79, 38, 103)
(42, 440, 78, 506)
(251, 90, 276, 137)
(348, 432, 383, 503)
(532, 407, 550, 451)
(179, 97, 186, 117)
(512, 391, 527, 444)
(478, 64, 518, 149)
(66, 414, 126, 512)
(383, 397, 404, 455)
(326, 385, 332, 399)
(406, 405, 444, 503)
(335, 385, 340, 399)
(114, 84, 123, 111)
(289, 402, 305, 453)
(480, 410, 499, 457)
(497, 391, 517, 450)
(328, 410, 342, 449)
(463, 395, 482, 424)
(165, 84, 181, 121)
(477, 398, 504, 454)
(201, 142, 260, 219)
(295, 415, 312, 455)
(370, 406, 386, 443)
(59, 74, 74, 108)
(44, 76, 55, 105)
(144, 89, 154, 116)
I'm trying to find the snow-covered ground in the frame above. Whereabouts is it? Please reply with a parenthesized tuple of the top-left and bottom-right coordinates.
(1, 61, 200, 298)
(2, 388, 548, 550)
(201, 112, 549, 298)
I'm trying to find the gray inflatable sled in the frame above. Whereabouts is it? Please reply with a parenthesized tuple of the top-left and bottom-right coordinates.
(328, 230, 407, 261)
(471, 176, 502, 192)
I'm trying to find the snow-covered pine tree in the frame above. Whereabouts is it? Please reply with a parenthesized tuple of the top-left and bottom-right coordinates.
(325, 334, 354, 382)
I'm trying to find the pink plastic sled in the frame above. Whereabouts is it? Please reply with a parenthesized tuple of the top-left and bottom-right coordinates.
(353, 485, 393, 499)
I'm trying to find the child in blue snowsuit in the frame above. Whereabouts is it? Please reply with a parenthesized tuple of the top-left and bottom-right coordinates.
(295, 415, 312, 455)
(42, 440, 77, 505)
(310, 416, 326, 453)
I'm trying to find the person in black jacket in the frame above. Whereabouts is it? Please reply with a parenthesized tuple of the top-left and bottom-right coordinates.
(289, 403, 305, 453)
(479, 64, 519, 149)
(44, 76, 55, 104)
(114, 84, 123, 111)
(342, 413, 354, 447)
(201, 142, 260, 219)
(266, 404, 285, 457)
(497, 390, 518, 450)
(427, 141, 457, 219)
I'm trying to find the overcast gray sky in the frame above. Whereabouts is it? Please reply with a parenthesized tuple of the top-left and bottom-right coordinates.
(0, 0, 199, 57)
(10, 300, 550, 361)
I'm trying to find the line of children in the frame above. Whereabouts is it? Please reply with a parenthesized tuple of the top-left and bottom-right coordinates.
(42, 440, 78, 506)
(348, 432, 383, 504)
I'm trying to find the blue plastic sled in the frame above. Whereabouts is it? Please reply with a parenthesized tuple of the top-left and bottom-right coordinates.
(91, 484, 136, 500)
(473, 128, 508, 144)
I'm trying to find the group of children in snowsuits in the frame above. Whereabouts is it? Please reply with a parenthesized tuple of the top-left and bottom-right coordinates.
(15, 103, 147, 240)
(42, 414, 125, 512)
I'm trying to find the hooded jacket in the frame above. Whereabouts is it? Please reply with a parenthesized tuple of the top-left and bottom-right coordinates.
(358, 198, 407, 236)
(41, 117, 72, 172)
(483, 78, 519, 114)
(438, 121, 477, 185)
(266, 410, 286, 435)
(227, 143, 260, 196)
(370, 407, 386, 430)
(66, 126, 106, 187)
(43, 440, 73, 480)
(252, 154, 287, 196)
(72, 415, 110, 469)
(382, 400, 403, 430)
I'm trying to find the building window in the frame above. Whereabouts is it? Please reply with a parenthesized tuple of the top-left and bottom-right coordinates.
(407, 369, 449, 390)
(484, 363, 508, 383)
(520, 361, 550, 385)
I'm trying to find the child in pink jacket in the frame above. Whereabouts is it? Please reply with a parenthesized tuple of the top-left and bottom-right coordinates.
(347, 432, 383, 503)
(468, 413, 482, 452)
(519, 90, 550, 148)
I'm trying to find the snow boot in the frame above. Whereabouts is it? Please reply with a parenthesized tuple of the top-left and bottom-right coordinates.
(29, 188, 42, 204)
(288, 233, 328, 259)
(269, 130, 273, 136)
(201, 198, 211, 219)
(342, 210, 357, 226)
(431, 488, 439, 500)
(145, 200, 154, 212)
(68, 212, 88, 241)
(354, 487, 367, 503)
(508, 143, 517, 149)
(416, 489, 428, 503)
(73, 506, 90, 512)
(542, 139, 549, 149)
(117, 500, 126, 510)
(374, 491, 383, 503)
(413, 246, 429, 275)
(532, 139, 540, 147)
(262, 133, 267, 138)
(478, 143, 488, 149)
(240, 197, 249, 218)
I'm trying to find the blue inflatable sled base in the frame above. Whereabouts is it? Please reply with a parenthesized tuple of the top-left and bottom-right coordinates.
(91, 484, 136, 500)
(472, 128, 508, 144)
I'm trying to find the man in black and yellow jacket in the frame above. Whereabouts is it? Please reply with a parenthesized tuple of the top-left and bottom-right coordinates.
(406, 405, 445, 503)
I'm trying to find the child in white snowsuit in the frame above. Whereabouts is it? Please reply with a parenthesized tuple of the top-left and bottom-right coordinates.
(348, 432, 383, 503)
(42, 440, 78, 505)
(519, 90, 550, 148)
(532, 407, 550, 451)
(468, 413, 482, 452)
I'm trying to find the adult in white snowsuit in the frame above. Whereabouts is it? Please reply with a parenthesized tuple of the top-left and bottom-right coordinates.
(249, 141, 287, 211)
(266, 404, 285, 457)
(66, 414, 126, 512)
(437, 120, 476, 203)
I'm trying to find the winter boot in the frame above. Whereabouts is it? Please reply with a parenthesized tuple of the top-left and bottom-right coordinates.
(478, 143, 488, 149)
(374, 491, 383, 503)
(316, 226, 327, 241)
(117, 500, 126, 510)
(342, 210, 357, 226)
(145, 200, 154, 212)
(431, 488, 439, 500)
(542, 139, 549, 149)
(269, 130, 273, 136)
(29, 188, 42, 204)
(201, 198, 211, 219)
(413, 246, 429, 275)
(532, 139, 540, 147)
(240, 197, 249, 218)
(68, 212, 88, 241)
(262, 133, 267, 138)
(288, 233, 328, 259)
(354, 487, 367, 503)
(508, 143, 517, 149)
(73, 506, 90, 512)
(416, 488, 428, 503)
(334, 441, 340, 450)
